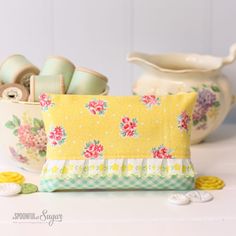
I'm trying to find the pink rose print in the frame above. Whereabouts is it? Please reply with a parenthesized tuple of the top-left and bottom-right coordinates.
(141, 95, 160, 108)
(120, 116, 138, 137)
(82, 140, 104, 159)
(152, 145, 173, 159)
(39, 93, 54, 111)
(85, 99, 107, 115)
(178, 111, 191, 131)
(48, 126, 66, 146)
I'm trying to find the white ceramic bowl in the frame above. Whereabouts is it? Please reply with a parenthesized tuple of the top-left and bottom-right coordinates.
(0, 100, 45, 172)
(0, 86, 109, 172)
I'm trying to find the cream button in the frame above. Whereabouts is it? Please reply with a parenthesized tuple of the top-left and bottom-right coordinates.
(168, 193, 190, 205)
(186, 190, 213, 203)
(0, 183, 22, 196)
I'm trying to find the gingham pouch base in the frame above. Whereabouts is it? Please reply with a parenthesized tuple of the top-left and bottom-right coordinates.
(39, 175, 195, 192)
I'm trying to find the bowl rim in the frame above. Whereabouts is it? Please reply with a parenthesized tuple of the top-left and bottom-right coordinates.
(0, 85, 110, 106)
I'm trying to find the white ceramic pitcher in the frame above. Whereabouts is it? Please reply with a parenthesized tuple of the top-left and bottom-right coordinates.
(128, 44, 236, 144)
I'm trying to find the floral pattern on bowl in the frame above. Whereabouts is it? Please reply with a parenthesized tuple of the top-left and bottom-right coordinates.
(4, 112, 47, 169)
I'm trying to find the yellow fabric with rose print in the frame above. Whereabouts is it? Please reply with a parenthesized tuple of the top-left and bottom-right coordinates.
(40, 92, 196, 161)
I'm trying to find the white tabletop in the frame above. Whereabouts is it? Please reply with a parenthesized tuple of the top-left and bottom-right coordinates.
(0, 124, 235, 236)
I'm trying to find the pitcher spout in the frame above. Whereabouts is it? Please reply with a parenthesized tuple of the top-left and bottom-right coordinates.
(127, 52, 162, 72)
(127, 51, 224, 74)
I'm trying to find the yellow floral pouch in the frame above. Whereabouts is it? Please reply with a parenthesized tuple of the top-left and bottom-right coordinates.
(39, 92, 197, 192)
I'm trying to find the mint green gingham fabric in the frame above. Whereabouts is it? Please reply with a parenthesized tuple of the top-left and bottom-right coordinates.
(39, 175, 194, 192)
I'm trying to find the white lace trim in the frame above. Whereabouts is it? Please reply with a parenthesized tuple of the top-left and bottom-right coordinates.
(41, 158, 195, 178)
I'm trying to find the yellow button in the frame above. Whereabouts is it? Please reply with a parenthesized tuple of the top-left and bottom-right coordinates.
(0, 172, 25, 184)
(195, 176, 224, 190)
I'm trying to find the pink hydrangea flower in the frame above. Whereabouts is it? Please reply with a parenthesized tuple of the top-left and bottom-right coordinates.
(18, 125, 36, 148)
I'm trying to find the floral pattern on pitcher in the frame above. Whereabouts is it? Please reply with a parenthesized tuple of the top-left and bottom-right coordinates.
(178, 111, 191, 131)
(152, 145, 173, 159)
(141, 95, 160, 108)
(82, 140, 104, 159)
(192, 84, 221, 130)
(39, 93, 54, 111)
(48, 126, 66, 146)
(120, 116, 138, 137)
(5, 113, 47, 164)
(85, 99, 108, 115)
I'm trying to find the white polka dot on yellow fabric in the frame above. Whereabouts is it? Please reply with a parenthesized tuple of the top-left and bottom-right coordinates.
(43, 93, 196, 160)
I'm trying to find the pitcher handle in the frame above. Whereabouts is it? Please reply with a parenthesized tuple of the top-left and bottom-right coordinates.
(222, 43, 236, 66)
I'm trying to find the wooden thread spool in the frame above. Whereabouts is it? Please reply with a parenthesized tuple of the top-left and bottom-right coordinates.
(0, 55, 39, 90)
(29, 75, 65, 102)
(40, 56, 75, 92)
(67, 67, 108, 95)
(0, 83, 29, 102)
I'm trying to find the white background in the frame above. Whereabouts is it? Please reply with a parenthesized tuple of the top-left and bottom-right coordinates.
(0, 0, 235, 122)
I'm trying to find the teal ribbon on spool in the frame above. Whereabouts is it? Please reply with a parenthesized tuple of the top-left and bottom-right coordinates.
(67, 67, 108, 95)
(40, 56, 75, 92)
(0, 55, 39, 90)
(30, 75, 65, 102)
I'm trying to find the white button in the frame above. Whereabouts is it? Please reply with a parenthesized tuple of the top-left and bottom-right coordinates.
(0, 183, 22, 196)
(168, 193, 190, 205)
(185, 190, 213, 203)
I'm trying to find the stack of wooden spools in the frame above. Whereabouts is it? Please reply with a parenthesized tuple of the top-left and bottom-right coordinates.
(0, 55, 109, 102)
